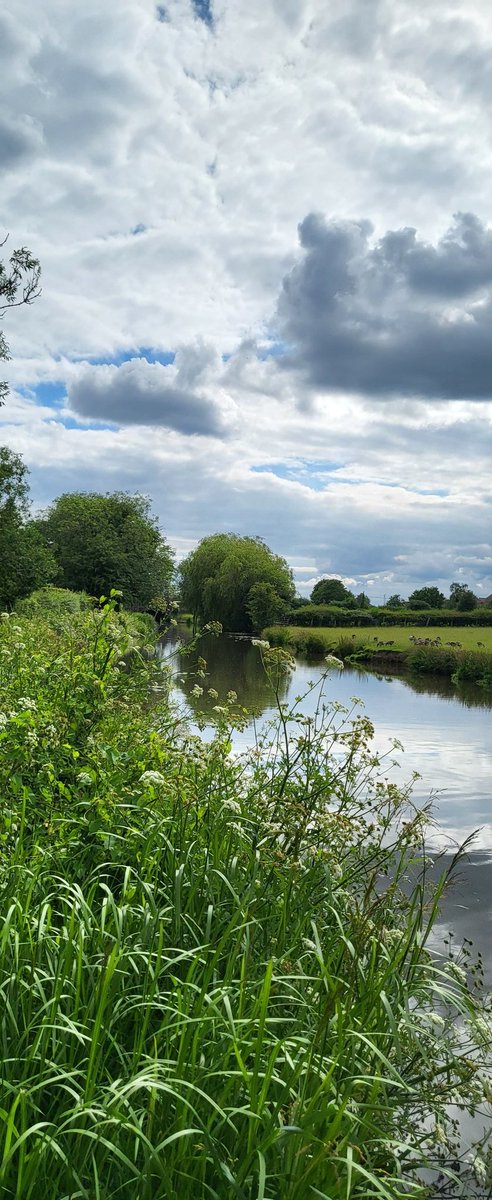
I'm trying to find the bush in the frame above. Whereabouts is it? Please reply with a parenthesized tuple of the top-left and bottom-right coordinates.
(15, 585, 95, 616)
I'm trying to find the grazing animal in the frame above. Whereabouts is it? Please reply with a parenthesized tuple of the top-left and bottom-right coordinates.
(477, 641, 485, 648)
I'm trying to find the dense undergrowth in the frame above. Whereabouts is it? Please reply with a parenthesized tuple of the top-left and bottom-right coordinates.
(0, 599, 491, 1198)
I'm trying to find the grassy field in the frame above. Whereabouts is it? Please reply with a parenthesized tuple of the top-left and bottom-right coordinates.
(265, 624, 492, 653)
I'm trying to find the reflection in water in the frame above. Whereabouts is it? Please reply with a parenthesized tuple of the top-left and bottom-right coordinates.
(159, 628, 492, 850)
(159, 628, 290, 719)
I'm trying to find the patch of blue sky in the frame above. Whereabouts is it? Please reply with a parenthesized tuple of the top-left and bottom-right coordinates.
(257, 341, 288, 360)
(156, 5, 169, 21)
(21, 381, 66, 409)
(85, 347, 175, 367)
(192, 0, 214, 28)
(252, 460, 344, 491)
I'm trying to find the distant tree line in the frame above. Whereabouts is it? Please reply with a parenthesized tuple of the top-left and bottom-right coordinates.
(307, 578, 485, 613)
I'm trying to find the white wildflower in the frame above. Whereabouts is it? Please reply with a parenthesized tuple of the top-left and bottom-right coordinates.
(77, 771, 93, 786)
(26, 731, 38, 746)
(191, 684, 203, 698)
(471, 1155, 487, 1186)
(474, 1015, 491, 1039)
(17, 697, 36, 711)
(434, 1123, 448, 1147)
(444, 962, 467, 986)
(222, 799, 241, 814)
(226, 690, 237, 703)
(212, 705, 227, 713)
(139, 770, 165, 786)
(0, 612, 10, 620)
(0, 713, 8, 728)
(207, 687, 219, 699)
(324, 654, 344, 670)
(251, 639, 270, 649)
(426, 1012, 445, 1030)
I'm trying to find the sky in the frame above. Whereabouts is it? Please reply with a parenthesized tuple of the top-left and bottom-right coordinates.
(2, 0, 492, 600)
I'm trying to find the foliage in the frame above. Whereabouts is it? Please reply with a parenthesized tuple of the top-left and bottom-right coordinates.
(284, 605, 492, 628)
(386, 593, 405, 608)
(0, 239, 41, 404)
(0, 610, 490, 1197)
(179, 532, 294, 632)
(285, 604, 375, 627)
(35, 491, 174, 610)
(310, 577, 356, 605)
(355, 590, 371, 608)
(449, 582, 477, 612)
(15, 585, 95, 616)
(408, 586, 446, 609)
(246, 579, 287, 630)
(0, 447, 56, 608)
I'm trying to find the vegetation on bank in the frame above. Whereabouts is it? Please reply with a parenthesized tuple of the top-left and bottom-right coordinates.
(264, 625, 492, 687)
(282, 605, 492, 628)
(0, 595, 491, 1197)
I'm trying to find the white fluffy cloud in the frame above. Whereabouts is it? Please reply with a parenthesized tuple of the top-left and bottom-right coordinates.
(1, 0, 492, 596)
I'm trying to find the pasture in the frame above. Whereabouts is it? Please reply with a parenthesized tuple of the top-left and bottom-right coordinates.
(268, 624, 492, 654)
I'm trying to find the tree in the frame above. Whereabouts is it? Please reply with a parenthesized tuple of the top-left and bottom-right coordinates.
(0, 239, 41, 404)
(385, 594, 405, 608)
(35, 492, 174, 610)
(449, 582, 477, 612)
(355, 591, 371, 609)
(0, 447, 56, 607)
(179, 533, 295, 632)
(310, 578, 355, 607)
(407, 586, 445, 610)
(246, 581, 287, 631)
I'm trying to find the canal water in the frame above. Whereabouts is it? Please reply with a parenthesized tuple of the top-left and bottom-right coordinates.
(159, 628, 492, 984)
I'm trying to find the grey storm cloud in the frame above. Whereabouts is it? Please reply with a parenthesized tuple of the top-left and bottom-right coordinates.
(277, 211, 492, 399)
(68, 357, 230, 438)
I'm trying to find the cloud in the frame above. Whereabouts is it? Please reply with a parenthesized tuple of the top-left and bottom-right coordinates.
(68, 352, 233, 437)
(277, 211, 492, 400)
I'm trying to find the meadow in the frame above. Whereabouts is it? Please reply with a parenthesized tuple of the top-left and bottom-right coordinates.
(265, 625, 492, 653)
(0, 598, 490, 1197)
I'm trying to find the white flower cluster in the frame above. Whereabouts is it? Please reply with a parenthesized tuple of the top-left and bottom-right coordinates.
(17, 697, 37, 711)
(251, 639, 270, 649)
(191, 684, 203, 698)
(324, 654, 344, 670)
(139, 770, 165, 786)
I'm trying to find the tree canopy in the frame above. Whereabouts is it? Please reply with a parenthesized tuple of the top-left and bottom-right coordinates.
(310, 578, 355, 606)
(0, 240, 41, 405)
(0, 447, 56, 608)
(179, 533, 294, 632)
(448, 582, 477, 612)
(35, 492, 174, 610)
(407, 586, 445, 609)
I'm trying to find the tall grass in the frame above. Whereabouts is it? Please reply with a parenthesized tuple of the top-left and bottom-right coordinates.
(0, 606, 490, 1197)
